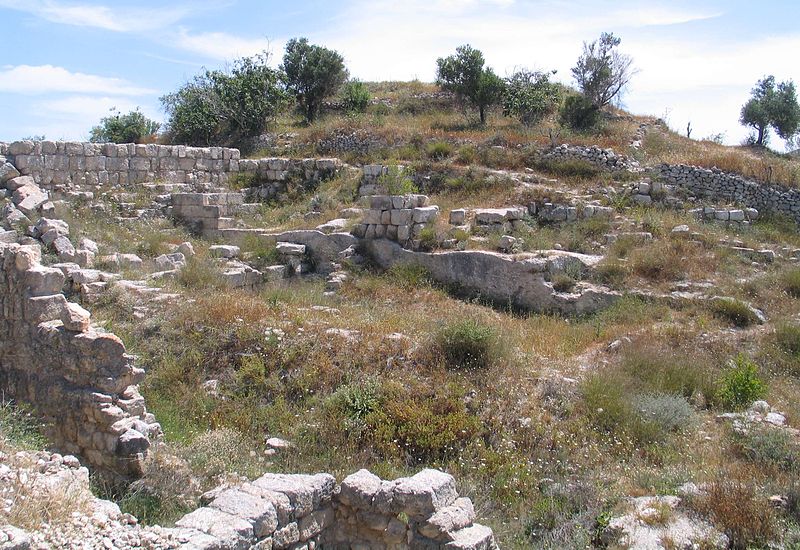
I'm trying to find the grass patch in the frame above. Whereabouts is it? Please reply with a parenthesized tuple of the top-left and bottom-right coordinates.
(709, 298, 760, 328)
(434, 319, 500, 370)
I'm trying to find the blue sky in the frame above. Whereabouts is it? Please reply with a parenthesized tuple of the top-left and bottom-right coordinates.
(1, 0, 799, 149)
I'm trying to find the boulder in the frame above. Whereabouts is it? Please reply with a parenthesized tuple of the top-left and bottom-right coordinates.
(0, 162, 20, 184)
(61, 302, 91, 332)
(209, 245, 240, 259)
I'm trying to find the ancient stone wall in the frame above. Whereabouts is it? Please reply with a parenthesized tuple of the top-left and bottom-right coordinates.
(351, 194, 439, 249)
(174, 468, 497, 549)
(654, 163, 800, 223)
(240, 157, 342, 201)
(540, 144, 640, 172)
(0, 140, 241, 188)
(0, 242, 160, 480)
(172, 192, 244, 235)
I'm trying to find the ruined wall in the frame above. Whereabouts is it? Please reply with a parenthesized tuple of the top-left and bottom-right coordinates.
(174, 468, 497, 549)
(0, 243, 160, 480)
(0, 140, 241, 188)
(654, 163, 800, 223)
(351, 194, 439, 249)
(0, 140, 341, 193)
(540, 144, 640, 172)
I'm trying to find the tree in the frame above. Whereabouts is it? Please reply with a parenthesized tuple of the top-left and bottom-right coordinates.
(90, 108, 160, 143)
(341, 79, 370, 114)
(282, 38, 348, 123)
(571, 32, 634, 108)
(740, 76, 800, 147)
(436, 45, 505, 124)
(502, 69, 562, 126)
(161, 52, 286, 146)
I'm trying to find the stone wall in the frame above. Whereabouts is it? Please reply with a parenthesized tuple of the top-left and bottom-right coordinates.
(540, 144, 640, 172)
(240, 157, 342, 202)
(172, 192, 244, 235)
(173, 467, 497, 549)
(654, 163, 800, 223)
(351, 194, 439, 249)
(0, 140, 241, 188)
(0, 242, 160, 480)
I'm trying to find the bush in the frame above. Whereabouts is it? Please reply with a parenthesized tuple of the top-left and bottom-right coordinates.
(709, 298, 760, 328)
(377, 166, 418, 195)
(732, 426, 800, 472)
(161, 52, 286, 146)
(502, 69, 562, 126)
(341, 80, 370, 114)
(632, 393, 694, 434)
(559, 94, 600, 130)
(89, 108, 159, 144)
(417, 226, 438, 252)
(695, 479, 776, 549)
(717, 355, 768, 411)
(426, 141, 454, 160)
(551, 273, 576, 293)
(774, 322, 800, 358)
(435, 319, 499, 370)
(782, 268, 800, 298)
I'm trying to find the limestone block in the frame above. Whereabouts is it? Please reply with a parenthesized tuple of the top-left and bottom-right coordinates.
(61, 302, 91, 332)
(419, 497, 475, 540)
(22, 265, 65, 296)
(449, 209, 466, 225)
(14, 245, 42, 270)
(252, 473, 335, 519)
(0, 162, 20, 183)
(34, 217, 69, 239)
(52, 235, 76, 260)
(209, 245, 241, 259)
(297, 507, 333, 540)
(175, 507, 254, 547)
(272, 522, 299, 549)
(391, 469, 458, 519)
(24, 293, 68, 324)
(209, 489, 279, 538)
(116, 253, 143, 271)
(154, 252, 186, 271)
(339, 469, 382, 509)
(362, 209, 382, 225)
(390, 209, 413, 225)
(412, 206, 439, 224)
(369, 196, 393, 210)
(275, 243, 305, 256)
(443, 523, 496, 550)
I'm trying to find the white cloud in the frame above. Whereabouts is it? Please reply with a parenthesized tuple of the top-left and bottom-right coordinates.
(171, 28, 280, 62)
(0, 65, 155, 96)
(0, 0, 196, 33)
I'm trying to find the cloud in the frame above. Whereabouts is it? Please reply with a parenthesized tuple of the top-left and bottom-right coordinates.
(172, 28, 282, 62)
(0, 0, 195, 32)
(0, 65, 155, 96)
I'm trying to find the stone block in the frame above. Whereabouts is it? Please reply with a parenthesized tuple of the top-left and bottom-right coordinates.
(391, 469, 458, 519)
(449, 209, 466, 225)
(412, 206, 439, 224)
(210, 489, 279, 538)
(175, 507, 254, 546)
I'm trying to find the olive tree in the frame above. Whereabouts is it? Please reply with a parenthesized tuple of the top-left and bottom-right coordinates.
(282, 38, 348, 123)
(571, 32, 634, 108)
(161, 52, 286, 146)
(90, 108, 160, 143)
(436, 45, 505, 124)
(740, 75, 800, 147)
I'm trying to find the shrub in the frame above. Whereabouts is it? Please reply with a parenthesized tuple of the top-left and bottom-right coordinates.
(732, 426, 800, 472)
(435, 319, 499, 370)
(632, 393, 694, 434)
(695, 479, 776, 549)
(593, 260, 628, 288)
(377, 166, 418, 195)
(559, 94, 600, 130)
(341, 79, 370, 114)
(161, 52, 286, 146)
(717, 355, 767, 411)
(709, 297, 760, 328)
(629, 243, 686, 281)
(426, 141, 454, 160)
(782, 268, 800, 298)
(551, 273, 576, 293)
(89, 108, 160, 144)
(774, 322, 800, 357)
(502, 69, 562, 126)
(417, 226, 438, 252)
(571, 32, 634, 108)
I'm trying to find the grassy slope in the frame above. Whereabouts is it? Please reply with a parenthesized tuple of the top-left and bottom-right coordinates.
(73, 82, 800, 548)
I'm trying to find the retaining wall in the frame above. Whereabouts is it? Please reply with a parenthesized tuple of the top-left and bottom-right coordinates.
(0, 242, 160, 480)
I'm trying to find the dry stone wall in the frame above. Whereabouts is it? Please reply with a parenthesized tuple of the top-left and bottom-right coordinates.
(654, 163, 800, 223)
(540, 144, 640, 172)
(0, 242, 160, 480)
(351, 194, 439, 249)
(240, 157, 342, 202)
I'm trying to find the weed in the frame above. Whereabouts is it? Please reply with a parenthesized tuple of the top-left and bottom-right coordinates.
(709, 298, 760, 328)
(633, 393, 694, 434)
(782, 268, 800, 298)
(732, 425, 799, 472)
(717, 355, 768, 411)
(0, 401, 47, 451)
(377, 166, 418, 195)
(426, 140, 455, 160)
(435, 319, 499, 370)
(551, 273, 576, 293)
(417, 227, 438, 251)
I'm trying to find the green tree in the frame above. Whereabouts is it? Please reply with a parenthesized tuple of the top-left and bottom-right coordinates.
(740, 75, 800, 147)
(282, 37, 348, 123)
(89, 108, 160, 144)
(436, 45, 505, 124)
(559, 94, 600, 130)
(571, 32, 634, 108)
(502, 69, 562, 126)
(161, 52, 286, 147)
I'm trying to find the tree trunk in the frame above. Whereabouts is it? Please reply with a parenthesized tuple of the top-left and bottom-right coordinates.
(757, 125, 766, 146)
(307, 103, 316, 124)
(479, 105, 486, 125)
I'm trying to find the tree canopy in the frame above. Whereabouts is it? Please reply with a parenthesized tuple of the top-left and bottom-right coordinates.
(571, 32, 634, 108)
(282, 38, 348, 123)
(502, 69, 562, 126)
(436, 45, 505, 124)
(161, 52, 286, 147)
(740, 75, 800, 147)
(89, 108, 160, 144)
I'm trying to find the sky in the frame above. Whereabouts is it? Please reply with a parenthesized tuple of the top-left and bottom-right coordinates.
(1, 0, 799, 150)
